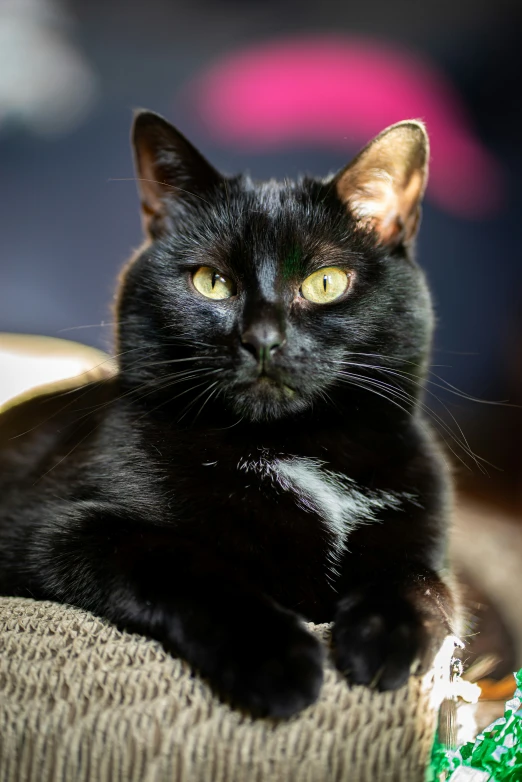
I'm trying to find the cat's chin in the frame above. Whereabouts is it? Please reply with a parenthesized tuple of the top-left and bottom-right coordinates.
(227, 377, 311, 422)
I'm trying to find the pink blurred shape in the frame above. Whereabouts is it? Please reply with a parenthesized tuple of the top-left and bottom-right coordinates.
(190, 37, 504, 217)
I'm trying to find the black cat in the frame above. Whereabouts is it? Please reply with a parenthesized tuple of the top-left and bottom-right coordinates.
(0, 112, 456, 718)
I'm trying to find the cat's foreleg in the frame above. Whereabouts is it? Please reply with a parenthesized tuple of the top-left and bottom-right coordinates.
(332, 513, 457, 691)
(33, 511, 324, 717)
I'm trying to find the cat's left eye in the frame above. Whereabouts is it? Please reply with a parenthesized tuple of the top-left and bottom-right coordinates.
(192, 266, 236, 300)
(300, 267, 351, 304)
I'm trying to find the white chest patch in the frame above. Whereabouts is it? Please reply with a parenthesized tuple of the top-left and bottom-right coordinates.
(238, 454, 407, 580)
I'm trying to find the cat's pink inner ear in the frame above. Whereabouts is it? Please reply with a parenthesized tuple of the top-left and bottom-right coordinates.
(335, 121, 429, 247)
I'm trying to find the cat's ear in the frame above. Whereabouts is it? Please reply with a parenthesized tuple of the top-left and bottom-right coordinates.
(334, 121, 429, 248)
(132, 110, 223, 238)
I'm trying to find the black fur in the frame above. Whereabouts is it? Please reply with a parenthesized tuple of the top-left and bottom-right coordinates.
(0, 113, 456, 717)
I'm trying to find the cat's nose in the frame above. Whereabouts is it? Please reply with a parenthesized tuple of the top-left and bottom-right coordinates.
(241, 322, 285, 364)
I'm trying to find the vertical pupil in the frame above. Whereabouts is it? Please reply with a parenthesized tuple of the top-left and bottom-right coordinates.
(211, 272, 218, 289)
(323, 274, 328, 292)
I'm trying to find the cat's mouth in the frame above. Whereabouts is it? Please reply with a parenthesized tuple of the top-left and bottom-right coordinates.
(225, 367, 313, 420)
(234, 370, 296, 400)
(255, 374, 296, 399)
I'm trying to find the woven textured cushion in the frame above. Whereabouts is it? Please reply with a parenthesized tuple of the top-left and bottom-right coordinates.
(0, 598, 450, 782)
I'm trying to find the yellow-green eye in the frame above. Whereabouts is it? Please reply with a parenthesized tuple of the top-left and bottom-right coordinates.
(192, 266, 235, 300)
(301, 267, 350, 304)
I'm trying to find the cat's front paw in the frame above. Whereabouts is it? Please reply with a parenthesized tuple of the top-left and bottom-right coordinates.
(332, 591, 448, 691)
(168, 605, 325, 718)
(214, 618, 324, 718)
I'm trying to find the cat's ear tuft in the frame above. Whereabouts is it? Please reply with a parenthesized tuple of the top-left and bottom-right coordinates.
(334, 121, 429, 249)
(132, 110, 223, 238)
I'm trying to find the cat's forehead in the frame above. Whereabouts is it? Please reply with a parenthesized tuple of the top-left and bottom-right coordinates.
(219, 177, 350, 277)
(239, 176, 321, 216)
(247, 178, 303, 210)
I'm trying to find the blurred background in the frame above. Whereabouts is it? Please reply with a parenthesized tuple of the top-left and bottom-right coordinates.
(1, 0, 522, 695)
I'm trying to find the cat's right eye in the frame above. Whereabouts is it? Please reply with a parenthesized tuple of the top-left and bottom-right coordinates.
(192, 266, 236, 300)
(300, 267, 351, 304)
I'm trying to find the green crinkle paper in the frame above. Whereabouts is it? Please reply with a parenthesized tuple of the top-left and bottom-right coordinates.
(428, 669, 522, 781)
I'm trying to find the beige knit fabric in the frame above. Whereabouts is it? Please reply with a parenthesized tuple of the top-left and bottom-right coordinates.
(0, 597, 448, 782)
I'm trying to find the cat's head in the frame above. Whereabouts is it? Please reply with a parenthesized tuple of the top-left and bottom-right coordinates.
(116, 111, 433, 423)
